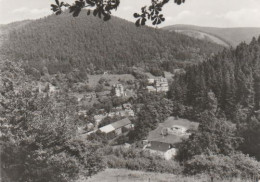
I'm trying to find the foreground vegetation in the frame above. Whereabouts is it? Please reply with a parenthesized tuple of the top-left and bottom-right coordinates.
(82, 168, 256, 182)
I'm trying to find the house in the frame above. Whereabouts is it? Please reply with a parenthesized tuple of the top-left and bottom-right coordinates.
(108, 106, 135, 118)
(145, 117, 199, 160)
(108, 112, 116, 117)
(115, 106, 123, 110)
(78, 110, 87, 117)
(146, 77, 169, 93)
(113, 84, 125, 97)
(125, 109, 135, 117)
(94, 114, 108, 125)
(155, 78, 169, 92)
(125, 89, 136, 99)
(119, 110, 126, 117)
(123, 103, 132, 110)
(173, 69, 186, 75)
(86, 123, 94, 131)
(148, 78, 155, 84)
(99, 118, 133, 138)
(147, 86, 157, 93)
(85, 92, 96, 99)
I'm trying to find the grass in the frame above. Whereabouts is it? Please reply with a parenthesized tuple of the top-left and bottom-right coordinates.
(87, 74, 135, 88)
(78, 168, 254, 182)
(80, 168, 178, 182)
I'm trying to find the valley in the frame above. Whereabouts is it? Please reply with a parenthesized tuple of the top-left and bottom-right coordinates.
(1, 10, 260, 182)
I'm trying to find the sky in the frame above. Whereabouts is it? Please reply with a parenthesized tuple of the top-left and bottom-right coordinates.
(1, 0, 260, 27)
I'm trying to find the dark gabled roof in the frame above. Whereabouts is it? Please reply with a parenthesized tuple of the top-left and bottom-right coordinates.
(148, 127, 185, 144)
(111, 118, 131, 129)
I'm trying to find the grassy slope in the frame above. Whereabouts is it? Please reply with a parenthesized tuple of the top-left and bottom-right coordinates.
(87, 74, 135, 88)
(79, 168, 252, 182)
(163, 24, 260, 47)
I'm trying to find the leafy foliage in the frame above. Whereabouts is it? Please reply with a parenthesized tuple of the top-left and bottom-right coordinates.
(238, 116, 260, 160)
(51, 0, 185, 26)
(130, 93, 174, 140)
(184, 153, 260, 179)
(102, 146, 183, 174)
(176, 112, 242, 161)
(0, 60, 105, 182)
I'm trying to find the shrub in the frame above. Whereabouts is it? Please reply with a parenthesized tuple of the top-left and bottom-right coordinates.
(184, 153, 260, 179)
(102, 146, 182, 174)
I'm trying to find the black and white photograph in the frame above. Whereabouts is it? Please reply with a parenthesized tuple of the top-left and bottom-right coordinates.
(1, 0, 260, 181)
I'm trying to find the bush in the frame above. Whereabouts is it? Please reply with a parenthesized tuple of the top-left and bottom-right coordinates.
(95, 84, 104, 92)
(184, 153, 260, 179)
(102, 146, 182, 174)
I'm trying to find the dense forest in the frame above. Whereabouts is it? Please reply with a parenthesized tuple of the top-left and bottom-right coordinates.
(167, 37, 260, 161)
(1, 10, 223, 75)
(169, 37, 260, 121)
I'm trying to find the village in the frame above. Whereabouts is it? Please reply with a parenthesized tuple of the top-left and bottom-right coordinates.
(29, 68, 197, 160)
(53, 70, 197, 161)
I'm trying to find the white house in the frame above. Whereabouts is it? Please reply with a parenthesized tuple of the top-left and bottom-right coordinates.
(99, 118, 133, 138)
(113, 84, 125, 97)
(145, 117, 199, 160)
(147, 86, 157, 93)
(94, 114, 108, 125)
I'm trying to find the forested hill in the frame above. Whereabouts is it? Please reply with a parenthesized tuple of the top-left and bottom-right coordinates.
(1, 10, 223, 74)
(169, 37, 260, 122)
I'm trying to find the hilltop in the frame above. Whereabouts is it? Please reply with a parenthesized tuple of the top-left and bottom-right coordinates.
(163, 24, 260, 47)
(1, 11, 223, 75)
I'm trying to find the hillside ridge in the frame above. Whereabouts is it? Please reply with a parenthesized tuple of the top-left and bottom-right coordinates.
(163, 24, 260, 47)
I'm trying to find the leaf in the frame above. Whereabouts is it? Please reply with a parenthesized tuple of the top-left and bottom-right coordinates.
(75, 0, 84, 7)
(64, 3, 70, 7)
(51, 4, 57, 8)
(86, 0, 95, 6)
(98, 10, 102, 18)
(73, 8, 81, 17)
(135, 19, 141, 27)
(175, 0, 185, 5)
(51, 4, 58, 11)
(103, 15, 111, 21)
(93, 9, 98, 16)
(55, 0, 60, 6)
(152, 19, 157, 25)
(69, 6, 76, 13)
(141, 18, 146, 26)
(133, 13, 140, 18)
(56, 10, 62, 15)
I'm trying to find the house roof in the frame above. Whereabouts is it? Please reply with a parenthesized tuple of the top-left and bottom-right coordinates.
(147, 117, 199, 145)
(99, 118, 132, 134)
(149, 142, 174, 152)
(99, 125, 115, 133)
(111, 118, 131, 129)
(147, 86, 156, 90)
(148, 128, 184, 144)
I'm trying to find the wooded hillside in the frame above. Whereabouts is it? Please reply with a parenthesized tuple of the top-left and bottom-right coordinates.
(1, 10, 223, 75)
